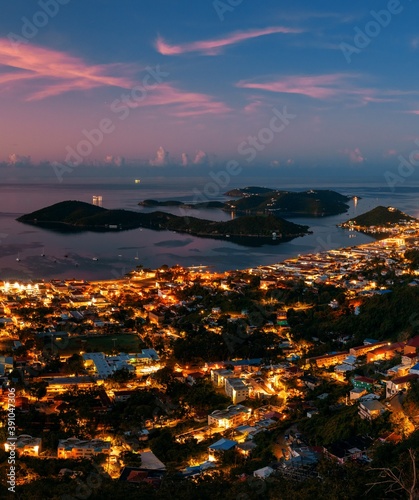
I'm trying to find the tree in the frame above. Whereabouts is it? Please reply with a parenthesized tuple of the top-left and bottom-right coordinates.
(64, 353, 84, 376)
(368, 448, 419, 500)
(26, 381, 48, 401)
(121, 450, 142, 467)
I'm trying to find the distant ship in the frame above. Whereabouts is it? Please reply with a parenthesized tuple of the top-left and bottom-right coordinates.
(134, 179, 141, 184)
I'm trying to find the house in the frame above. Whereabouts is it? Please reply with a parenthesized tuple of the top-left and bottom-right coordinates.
(350, 387, 367, 401)
(402, 352, 418, 367)
(352, 376, 374, 392)
(112, 389, 137, 403)
(140, 450, 166, 470)
(299, 375, 320, 391)
(367, 342, 404, 363)
(253, 466, 274, 479)
(409, 363, 419, 376)
(323, 436, 373, 464)
(119, 467, 164, 488)
(358, 400, 386, 421)
(385, 373, 419, 398)
(0, 356, 13, 376)
(236, 440, 257, 457)
(186, 372, 205, 385)
(404, 336, 419, 356)
(208, 438, 237, 461)
(57, 438, 111, 459)
(4, 435, 41, 457)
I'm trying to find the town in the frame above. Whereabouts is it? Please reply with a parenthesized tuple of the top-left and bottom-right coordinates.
(2, 217, 419, 498)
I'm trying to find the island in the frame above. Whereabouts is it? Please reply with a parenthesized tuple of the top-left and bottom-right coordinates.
(339, 205, 418, 236)
(138, 188, 353, 217)
(17, 200, 310, 246)
(224, 188, 352, 216)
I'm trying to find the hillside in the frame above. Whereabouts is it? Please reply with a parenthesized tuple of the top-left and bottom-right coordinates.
(17, 200, 310, 246)
(341, 206, 417, 230)
(139, 188, 352, 217)
(224, 188, 351, 216)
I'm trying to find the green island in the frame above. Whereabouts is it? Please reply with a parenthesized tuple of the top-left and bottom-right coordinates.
(139, 188, 353, 217)
(16, 200, 310, 246)
(340, 206, 418, 236)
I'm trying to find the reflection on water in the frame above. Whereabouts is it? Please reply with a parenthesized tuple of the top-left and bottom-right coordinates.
(0, 182, 417, 280)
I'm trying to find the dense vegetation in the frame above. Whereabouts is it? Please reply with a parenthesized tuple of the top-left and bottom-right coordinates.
(140, 188, 352, 216)
(224, 188, 351, 216)
(17, 200, 309, 244)
(342, 205, 417, 228)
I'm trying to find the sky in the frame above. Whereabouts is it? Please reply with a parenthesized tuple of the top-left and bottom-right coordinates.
(1, 0, 419, 183)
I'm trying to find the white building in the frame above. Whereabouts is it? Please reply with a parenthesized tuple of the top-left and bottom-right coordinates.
(225, 378, 249, 404)
(208, 405, 251, 429)
(4, 435, 41, 457)
(58, 438, 111, 459)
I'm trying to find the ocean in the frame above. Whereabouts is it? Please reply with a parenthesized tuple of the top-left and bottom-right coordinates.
(1, 180, 418, 281)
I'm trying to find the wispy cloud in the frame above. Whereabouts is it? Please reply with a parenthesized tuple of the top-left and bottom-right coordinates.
(237, 73, 357, 99)
(0, 39, 135, 100)
(127, 83, 231, 117)
(155, 26, 302, 56)
(236, 74, 417, 107)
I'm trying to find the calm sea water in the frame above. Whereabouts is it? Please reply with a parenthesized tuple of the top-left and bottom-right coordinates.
(1, 180, 418, 281)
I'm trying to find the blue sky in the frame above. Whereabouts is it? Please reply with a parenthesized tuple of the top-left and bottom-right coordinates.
(1, 0, 419, 182)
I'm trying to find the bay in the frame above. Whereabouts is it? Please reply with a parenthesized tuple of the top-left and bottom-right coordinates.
(0, 180, 417, 281)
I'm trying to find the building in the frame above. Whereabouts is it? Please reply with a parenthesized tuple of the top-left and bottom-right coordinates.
(323, 436, 373, 464)
(4, 435, 41, 457)
(404, 336, 419, 356)
(208, 405, 251, 429)
(366, 342, 404, 363)
(349, 341, 388, 358)
(385, 373, 419, 398)
(308, 351, 348, 368)
(359, 400, 386, 421)
(211, 368, 234, 387)
(208, 438, 237, 461)
(253, 466, 274, 479)
(225, 378, 249, 404)
(58, 438, 111, 459)
(112, 389, 137, 403)
(83, 353, 114, 379)
(351, 376, 375, 392)
(350, 387, 367, 401)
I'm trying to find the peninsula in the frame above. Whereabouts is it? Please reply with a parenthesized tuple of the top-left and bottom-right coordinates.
(340, 205, 418, 236)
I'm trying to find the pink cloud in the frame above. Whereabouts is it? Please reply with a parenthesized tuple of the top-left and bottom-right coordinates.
(343, 147, 364, 164)
(243, 99, 264, 114)
(125, 83, 231, 117)
(237, 73, 357, 99)
(0, 38, 135, 101)
(155, 26, 302, 56)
